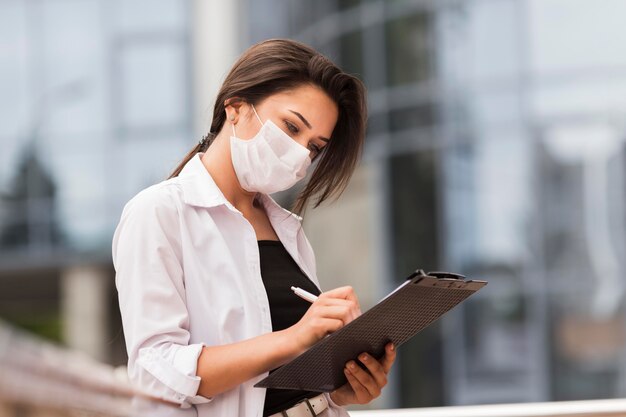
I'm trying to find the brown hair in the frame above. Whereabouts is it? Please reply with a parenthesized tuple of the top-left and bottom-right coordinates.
(168, 38, 366, 215)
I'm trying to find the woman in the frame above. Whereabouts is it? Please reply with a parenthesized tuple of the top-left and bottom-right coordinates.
(113, 39, 396, 417)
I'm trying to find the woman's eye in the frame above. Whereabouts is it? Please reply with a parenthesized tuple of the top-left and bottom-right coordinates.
(285, 120, 299, 134)
(308, 142, 321, 156)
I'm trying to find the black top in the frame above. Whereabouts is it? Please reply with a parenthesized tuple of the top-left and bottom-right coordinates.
(258, 240, 322, 417)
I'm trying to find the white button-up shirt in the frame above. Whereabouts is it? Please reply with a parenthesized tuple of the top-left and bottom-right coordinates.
(113, 153, 348, 416)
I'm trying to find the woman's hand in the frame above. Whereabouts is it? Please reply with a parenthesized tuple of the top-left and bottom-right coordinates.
(287, 286, 362, 355)
(329, 342, 397, 407)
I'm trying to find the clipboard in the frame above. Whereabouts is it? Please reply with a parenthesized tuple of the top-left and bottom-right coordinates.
(254, 269, 487, 392)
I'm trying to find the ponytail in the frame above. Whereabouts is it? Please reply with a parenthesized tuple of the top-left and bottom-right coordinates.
(167, 132, 215, 178)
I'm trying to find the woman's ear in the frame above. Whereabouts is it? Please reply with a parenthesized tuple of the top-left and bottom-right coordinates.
(224, 97, 245, 125)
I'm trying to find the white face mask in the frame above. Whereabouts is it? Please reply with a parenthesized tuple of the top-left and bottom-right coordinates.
(229, 105, 312, 194)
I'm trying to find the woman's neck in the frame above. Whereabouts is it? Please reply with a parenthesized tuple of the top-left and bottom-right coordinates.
(200, 131, 258, 214)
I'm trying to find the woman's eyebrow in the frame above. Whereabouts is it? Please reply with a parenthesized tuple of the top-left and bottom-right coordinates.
(288, 109, 312, 129)
(288, 109, 330, 142)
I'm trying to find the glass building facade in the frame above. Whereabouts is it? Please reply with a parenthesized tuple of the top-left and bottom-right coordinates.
(0, 0, 193, 255)
(0, 0, 194, 362)
(246, 0, 626, 409)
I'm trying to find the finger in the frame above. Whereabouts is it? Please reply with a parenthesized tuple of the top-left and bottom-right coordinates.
(316, 298, 357, 314)
(315, 305, 361, 327)
(316, 298, 355, 308)
(381, 343, 397, 374)
(321, 286, 361, 309)
(321, 285, 355, 299)
(346, 361, 381, 398)
(344, 366, 370, 403)
(314, 305, 350, 323)
(315, 298, 361, 323)
(357, 353, 388, 388)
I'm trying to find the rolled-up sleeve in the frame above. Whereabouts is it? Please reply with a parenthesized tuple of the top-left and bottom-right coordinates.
(112, 185, 211, 408)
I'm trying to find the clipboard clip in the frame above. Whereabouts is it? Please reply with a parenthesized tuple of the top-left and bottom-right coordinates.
(406, 269, 466, 280)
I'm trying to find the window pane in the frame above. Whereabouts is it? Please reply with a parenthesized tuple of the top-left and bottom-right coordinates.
(339, 30, 363, 76)
(114, 0, 186, 34)
(119, 43, 187, 130)
(389, 103, 436, 132)
(385, 12, 432, 87)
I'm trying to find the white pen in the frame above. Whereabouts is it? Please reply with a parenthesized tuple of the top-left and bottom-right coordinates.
(290, 286, 318, 303)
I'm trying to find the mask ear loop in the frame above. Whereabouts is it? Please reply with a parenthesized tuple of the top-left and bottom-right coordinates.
(231, 104, 263, 138)
(231, 116, 237, 137)
(249, 105, 265, 207)
(251, 105, 263, 125)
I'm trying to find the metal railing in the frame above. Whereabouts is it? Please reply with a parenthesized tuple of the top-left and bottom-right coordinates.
(350, 399, 626, 416)
(2, 320, 626, 417)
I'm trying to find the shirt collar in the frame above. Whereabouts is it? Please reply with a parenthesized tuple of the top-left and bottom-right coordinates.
(178, 152, 230, 209)
(178, 152, 303, 224)
(256, 192, 303, 223)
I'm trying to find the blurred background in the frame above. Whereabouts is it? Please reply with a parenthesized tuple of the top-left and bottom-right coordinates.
(2, 0, 626, 413)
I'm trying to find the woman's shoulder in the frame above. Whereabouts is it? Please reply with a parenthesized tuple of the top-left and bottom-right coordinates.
(112, 179, 187, 254)
(121, 177, 186, 219)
